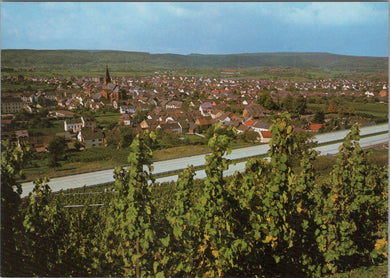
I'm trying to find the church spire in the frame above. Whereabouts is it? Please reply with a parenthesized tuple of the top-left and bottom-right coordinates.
(104, 65, 111, 86)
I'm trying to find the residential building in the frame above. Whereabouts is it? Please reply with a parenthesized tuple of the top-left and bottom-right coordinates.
(77, 127, 104, 148)
(64, 118, 83, 133)
(166, 100, 183, 110)
(120, 105, 136, 114)
(1, 97, 26, 114)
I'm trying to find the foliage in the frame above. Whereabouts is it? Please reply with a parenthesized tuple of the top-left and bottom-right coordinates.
(0, 140, 31, 276)
(100, 131, 165, 277)
(314, 125, 388, 274)
(47, 136, 69, 166)
(3, 50, 388, 75)
(192, 123, 237, 276)
(22, 178, 69, 276)
(2, 116, 388, 277)
(313, 111, 325, 124)
(257, 91, 278, 110)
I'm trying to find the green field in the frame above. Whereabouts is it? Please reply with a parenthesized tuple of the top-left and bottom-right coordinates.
(350, 102, 388, 117)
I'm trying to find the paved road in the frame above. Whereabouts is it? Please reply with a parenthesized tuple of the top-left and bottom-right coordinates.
(156, 133, 389, 186)
(20, 125, 388, 197)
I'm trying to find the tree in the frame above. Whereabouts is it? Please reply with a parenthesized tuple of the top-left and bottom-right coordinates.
(133, 108, 146, 125)
(47, 136, 69, 166)
(23, 178, 69, 276)
(327, 104, 338, 113)
(281, 94, 294, 113)
(164, 166, 197, 276)
(294, 94, 307, 114)
(313, 111, 325, 124)
(74, 139, 84, 151)
(257, 91, 278, 110)
(314, 124, 388, 274)
(193, 123, 238, 277)
(119, 127, 134, 148)
(102, 131, 164, 277)
(1, 140, 31, 276)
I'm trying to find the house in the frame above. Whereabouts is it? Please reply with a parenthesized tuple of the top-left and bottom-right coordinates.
(236, 124, 250, 134)
(199, 102, 213, 116)
(140, 120, 149, 129)
(64, 118, 83, 133)
(251, 121, 272, 134)
(161, 122, 182, 133)
(259, 131, 273, 143)
(379, 90, 387, 98)
(244, 119, 257, 127)
(81, 116, 97, 129)
(243, 104, 269, 119)
(50, 110, 76, 118)
(194, 117, 213, 132)
(15, 130, 29, 139)
(77, 127, 104, 148)
(1, 97, 27, 114)
(309, 124, 323, 132)
(120, 105, 136, 114)
(118, 114, 132, 126)
(214, 112, 231, 125)
(166, 100, 183, 110)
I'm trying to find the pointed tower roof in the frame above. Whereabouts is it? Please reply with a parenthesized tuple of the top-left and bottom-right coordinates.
(104, 65, 111, 86)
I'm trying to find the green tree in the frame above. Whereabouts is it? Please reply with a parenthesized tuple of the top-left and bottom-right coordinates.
(47, 136, 69, 166)
(74, 139, 84, 151)
(23, 178, 69, 276)
(281, 94, 294, 113)
(193, 123, 237, 277)
(133, 108, 146, 125)
(102, 131, 164, 277)
(119, 127, 135, 148)
(164, 166, 197, 276)
(227, 158, 272, 276)
(294, 94, 307, 114)
(313, 111, 325, 124)
(257, 91, 278, 110)
(314, 124, 388, 274)
(1, 140, 30, 276)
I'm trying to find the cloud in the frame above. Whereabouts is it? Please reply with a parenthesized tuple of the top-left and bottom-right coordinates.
(280, 2, 387, 26)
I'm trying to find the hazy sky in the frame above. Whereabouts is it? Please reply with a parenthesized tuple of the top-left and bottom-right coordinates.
(1, 2, 388, 57)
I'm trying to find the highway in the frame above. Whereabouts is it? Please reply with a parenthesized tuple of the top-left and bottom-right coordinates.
(20, 124, 388, 197)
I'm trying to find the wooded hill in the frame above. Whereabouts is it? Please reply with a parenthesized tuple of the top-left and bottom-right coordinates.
(2, 49, 388, 74)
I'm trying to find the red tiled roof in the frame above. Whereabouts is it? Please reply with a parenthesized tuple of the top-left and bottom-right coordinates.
(245, 120, 256, 126)
(197, 118, 211, 126)
(309, 124, 323, 130)
(261, 131, 273, 138)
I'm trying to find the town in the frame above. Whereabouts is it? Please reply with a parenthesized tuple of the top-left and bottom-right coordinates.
(1, 66, 388, 177)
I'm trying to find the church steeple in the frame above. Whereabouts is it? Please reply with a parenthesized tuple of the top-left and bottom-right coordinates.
(104, 65, 111, 86)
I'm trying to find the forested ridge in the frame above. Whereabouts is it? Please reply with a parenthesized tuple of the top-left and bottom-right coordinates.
(2, 50, 388, 73)
(1, 114, 388, 277)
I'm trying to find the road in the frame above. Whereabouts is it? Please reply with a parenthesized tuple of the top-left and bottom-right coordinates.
(156, 133, 389, 186)
(20, 124, 388, 197)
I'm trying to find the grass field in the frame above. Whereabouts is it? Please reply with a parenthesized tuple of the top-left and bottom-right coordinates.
(28, 120, 64, 136)
(350, 102, 388, 118)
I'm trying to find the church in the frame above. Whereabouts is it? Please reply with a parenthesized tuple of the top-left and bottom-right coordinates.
(100, 66, 125, 103)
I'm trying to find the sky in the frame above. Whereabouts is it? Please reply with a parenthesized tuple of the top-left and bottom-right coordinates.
(1, 2, 389, 57)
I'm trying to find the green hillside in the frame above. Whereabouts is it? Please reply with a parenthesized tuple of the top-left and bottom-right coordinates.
(2, 50, 388, 74)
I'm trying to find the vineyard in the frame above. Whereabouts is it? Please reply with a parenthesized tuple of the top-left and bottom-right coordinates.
(1, 114, 388, 277)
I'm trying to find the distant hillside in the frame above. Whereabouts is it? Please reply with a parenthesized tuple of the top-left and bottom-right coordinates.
(1, 49, 388, 74)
